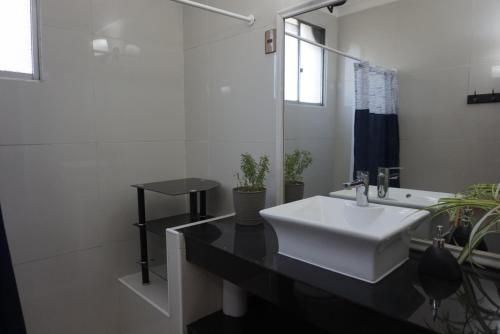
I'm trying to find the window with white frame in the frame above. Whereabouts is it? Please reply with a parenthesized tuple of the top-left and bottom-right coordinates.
(0, 0, 39, 80)
(285, 18, 325, 105)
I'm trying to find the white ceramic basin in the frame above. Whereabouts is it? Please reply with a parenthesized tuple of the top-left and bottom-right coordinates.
(330, 186, 454, 239)
(260, 196, 429, 283)
(330, 186, 453, 210)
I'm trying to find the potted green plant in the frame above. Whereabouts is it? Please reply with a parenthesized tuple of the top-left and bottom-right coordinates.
(284, 149, 313, 203)
(233, 153, 270, 224)
(426, 183, 500, 264)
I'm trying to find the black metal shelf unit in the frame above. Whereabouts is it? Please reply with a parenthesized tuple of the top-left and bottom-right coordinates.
(131, 178, 219, 284)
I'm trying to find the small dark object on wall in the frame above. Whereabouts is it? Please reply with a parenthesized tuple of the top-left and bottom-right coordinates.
(467, 90, 500, 104)
(326, 0, 347, 13)
(264, 29, 276, 54)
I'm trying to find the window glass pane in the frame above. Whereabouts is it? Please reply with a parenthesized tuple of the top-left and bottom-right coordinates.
(299, 41, 323, 104)
(300, 22, 325, 44)
(285, 18, 298, 35)
(0, 0, 34, 74)
(284, 35, 298, 101)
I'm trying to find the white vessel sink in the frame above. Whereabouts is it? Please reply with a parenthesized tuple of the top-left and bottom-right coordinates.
(330, 186, 454, 239)
(330, 186, 453, 209)
(260, 196, 429, 283)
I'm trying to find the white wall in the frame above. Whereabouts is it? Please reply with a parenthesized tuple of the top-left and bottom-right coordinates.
(0, 0, 186, 333)
(336, 0, 500, 193)
(284, 11, 340, 197)
(183, 0, 306, 213)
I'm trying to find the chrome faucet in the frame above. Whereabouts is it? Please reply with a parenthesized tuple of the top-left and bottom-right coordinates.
(343, 171, 369, 207)
(377, 167, 402, 199)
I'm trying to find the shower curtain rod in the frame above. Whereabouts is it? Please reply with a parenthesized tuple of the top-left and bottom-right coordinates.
(169, 0, 255, 25)
(285, 32, 363, 62)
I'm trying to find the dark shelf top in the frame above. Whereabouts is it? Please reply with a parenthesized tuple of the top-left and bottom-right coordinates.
(181, 216, 500, 334)
(134, 213, 214, 236)
(132, 178, 219, 196)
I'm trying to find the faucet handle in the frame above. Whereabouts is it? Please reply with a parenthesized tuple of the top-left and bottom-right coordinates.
(378, 166, 403, 172)
(343, 171, 369, 189)
(378, 167, 403, 179)
(356, 170, 369, 180)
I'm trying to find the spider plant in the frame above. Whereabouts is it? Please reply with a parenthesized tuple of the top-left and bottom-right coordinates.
(425, 183, 500, 264)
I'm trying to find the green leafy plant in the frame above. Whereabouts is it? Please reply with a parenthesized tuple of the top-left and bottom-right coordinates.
(284, 149, 313, 184)
(235, 153, 270, 192)
(425, 183, 500, 264)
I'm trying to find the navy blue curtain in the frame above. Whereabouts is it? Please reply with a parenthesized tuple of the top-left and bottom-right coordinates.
(353, 62, 400, 186)
(353, 110, 400, 186)
(0, 205, 27, 334)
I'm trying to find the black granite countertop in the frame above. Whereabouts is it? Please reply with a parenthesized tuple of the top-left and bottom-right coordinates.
(180, 216, 500, 334)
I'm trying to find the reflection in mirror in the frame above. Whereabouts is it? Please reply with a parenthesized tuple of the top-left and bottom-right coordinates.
(282, 0, 500, 257)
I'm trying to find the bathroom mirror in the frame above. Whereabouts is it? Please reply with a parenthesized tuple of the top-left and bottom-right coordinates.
(279, 0, 500, 259)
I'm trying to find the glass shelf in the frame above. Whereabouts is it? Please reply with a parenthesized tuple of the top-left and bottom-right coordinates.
(131, 177, 219, 285)
(132, 178, 219, 196)
(149, 264, 167, 281)
(134, 213, 214, 237)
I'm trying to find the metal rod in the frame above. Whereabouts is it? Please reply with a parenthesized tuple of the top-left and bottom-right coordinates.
(281, 0, 348, 18)
(137, 189, 150, 285)
(199, 191, 207, 219)
(169, 0, 255, 25)
(285, 31, 363, 62)
(189, 191, 198, 222)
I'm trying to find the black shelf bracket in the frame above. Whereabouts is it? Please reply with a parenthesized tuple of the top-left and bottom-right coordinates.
(132, 178, 219, 285)
(467, 90, 500, 104)
(137, 188, 150, 285)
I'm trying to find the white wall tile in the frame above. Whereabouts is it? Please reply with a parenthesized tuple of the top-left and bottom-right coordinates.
(182, 0, 213, 51)
(208, 27, 276, 143)
(337, 2, 399, 69)
(1, 0, 187, 332)
(117, 281, 170, 334)
(284, 139, 335, 197)
(333, 80, 354, 141)
(400, 139, 466, 193)
(186, 140, 210, 179)
(97, 141, 187, 242)
(185, 46, 211, 141)
(0, 27, 95, 145)
(332, 139, 352, 190)
(15, 246, 110, 334)
(392, 0, 474, 71)
(182, 0, 281, 50)
(468, 61, 500, 94)
(0, 144, 100, 264)
(470, 0, 500, 64)
(14, 240, 137, 334)
(92, 0, 183, 49)
(284, 105, 335, 141)
(462, 139, 500, 186)
(399, 67, 468, 141)
(41, 0, 92, 31)
(336, 0, 500, 194)
(92, 40, 185, 142)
